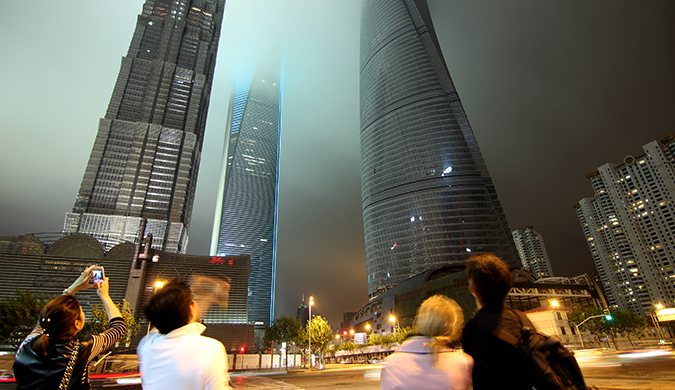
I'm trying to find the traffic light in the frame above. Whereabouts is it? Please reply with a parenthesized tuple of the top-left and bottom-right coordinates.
(239, 346, 246, 354)
(603, 308, 613, 321)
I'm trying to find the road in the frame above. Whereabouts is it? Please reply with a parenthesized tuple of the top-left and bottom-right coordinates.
(230, 350, 675, 389)
(2, 350, 673, 389)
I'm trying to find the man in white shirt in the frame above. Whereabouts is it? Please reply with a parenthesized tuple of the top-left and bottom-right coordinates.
(137, 279, 231, 390)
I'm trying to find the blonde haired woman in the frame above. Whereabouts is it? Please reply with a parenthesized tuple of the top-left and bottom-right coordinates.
(380, 295, 473, 390)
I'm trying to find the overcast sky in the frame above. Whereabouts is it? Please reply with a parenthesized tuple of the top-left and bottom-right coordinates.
(1, 0, 674, 329)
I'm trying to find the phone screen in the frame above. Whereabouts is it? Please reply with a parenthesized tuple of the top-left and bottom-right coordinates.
(90, 267, 105, 284)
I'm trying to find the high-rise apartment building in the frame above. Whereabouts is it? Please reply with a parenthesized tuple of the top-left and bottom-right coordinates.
(512, 226, 554, 279)
(575, 135, 675, 316)
(360, 0, 519, 296)
(211, 70, 281, 329)
(64, 0, 226, 253)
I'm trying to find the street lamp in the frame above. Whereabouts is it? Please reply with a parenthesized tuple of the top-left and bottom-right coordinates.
(389, 315, 400, 333)
(308, 296, 314, 369)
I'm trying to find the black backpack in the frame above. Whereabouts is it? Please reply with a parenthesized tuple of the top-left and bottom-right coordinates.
(485, 308, 587, 390)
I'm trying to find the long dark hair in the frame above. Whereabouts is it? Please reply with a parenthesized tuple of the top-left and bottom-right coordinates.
(32, 295, 82, 358)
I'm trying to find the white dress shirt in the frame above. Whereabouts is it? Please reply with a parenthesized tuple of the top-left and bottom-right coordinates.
(137, 322, 231, 390)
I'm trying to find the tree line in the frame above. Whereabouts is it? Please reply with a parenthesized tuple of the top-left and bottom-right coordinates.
(0, 290, 140, 350)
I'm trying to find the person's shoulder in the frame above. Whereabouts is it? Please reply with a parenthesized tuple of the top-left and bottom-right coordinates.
(438, 350, 473, 368)
(192, 334, 226, 350)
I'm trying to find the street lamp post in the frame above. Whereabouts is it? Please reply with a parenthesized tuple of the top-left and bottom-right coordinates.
(652, 304, 666, 342)
(575, 312, 611, 349)
(308, 296, 314, 370)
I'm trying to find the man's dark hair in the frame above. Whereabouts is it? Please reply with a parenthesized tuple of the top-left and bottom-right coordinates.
(466, 253, 512, 309)
(145, 279, 193, 334)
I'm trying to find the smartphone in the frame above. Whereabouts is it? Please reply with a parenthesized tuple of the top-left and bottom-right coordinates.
(90, 266, 105, 285)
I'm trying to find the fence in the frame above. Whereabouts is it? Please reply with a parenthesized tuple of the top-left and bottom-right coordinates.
(231, 354, 302, 371)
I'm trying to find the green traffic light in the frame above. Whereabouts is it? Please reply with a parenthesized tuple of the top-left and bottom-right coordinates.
(605, 315, 613, 321)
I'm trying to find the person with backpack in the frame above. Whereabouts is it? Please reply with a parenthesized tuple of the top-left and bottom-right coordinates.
(461, 254, 587, 390)
(461, 253, 535, 390)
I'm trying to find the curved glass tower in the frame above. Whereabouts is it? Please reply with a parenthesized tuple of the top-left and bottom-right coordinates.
(211, 68, 281, 329)
(360, 0, 518, 296)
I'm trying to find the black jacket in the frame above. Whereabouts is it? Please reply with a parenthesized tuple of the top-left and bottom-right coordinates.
(13, 336, 95, 390)
(461, 306, 535, 390)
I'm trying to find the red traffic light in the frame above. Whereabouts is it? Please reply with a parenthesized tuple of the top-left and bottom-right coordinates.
(239, 346, 246, 353)
(343, 331, 347, 336)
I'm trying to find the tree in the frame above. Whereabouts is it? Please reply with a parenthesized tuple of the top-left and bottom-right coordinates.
(605, 309, 647, 349)
(367, 333, 391, 347)
(304, 315, 333, 367)
(82, 299, 140, 346)
(263, 314, 302, 369)
(0, 290, 49, 349)
(337, 340, 357, 351)
(390, 326, 413, 345)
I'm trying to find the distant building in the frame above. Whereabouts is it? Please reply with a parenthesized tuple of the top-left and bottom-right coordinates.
(296, 298, 309, 326)
(211, 68, 282, 331)
(575, 135, 675, 316)
(349, 265, 603, 335)
(359, 0, 519, 299)
(0, 234, 253, 350)
(340, 312, 357, 336)
(512, 226, 554, 279)
(64, 0, 226, 253)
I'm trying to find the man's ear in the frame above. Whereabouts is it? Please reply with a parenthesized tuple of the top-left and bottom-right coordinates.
(189, 300, 200, 323)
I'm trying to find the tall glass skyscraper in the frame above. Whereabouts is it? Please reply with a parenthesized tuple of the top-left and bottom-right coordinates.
(64, 0, 226, 253)
(360, 0, 519, 296)
(211, 69, 281, 329)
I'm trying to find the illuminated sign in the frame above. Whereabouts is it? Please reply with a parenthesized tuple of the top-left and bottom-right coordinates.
(210, 257, 235, 265)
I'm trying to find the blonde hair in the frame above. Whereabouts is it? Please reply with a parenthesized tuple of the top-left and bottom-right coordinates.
(414, 295, 464, 364)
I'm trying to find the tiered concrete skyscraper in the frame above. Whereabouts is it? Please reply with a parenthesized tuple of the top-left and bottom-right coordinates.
(512, 226, 554, 280)
(211, 69, 281, 329)
(575, 135, 675, 316)
(64, 0, 226, 253)
(360, 0, 519, 297)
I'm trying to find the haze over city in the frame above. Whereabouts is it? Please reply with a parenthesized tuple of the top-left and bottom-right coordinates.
(1, 0, 674, 328)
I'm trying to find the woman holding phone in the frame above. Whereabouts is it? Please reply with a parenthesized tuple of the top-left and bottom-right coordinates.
(13, 265, 127, 390)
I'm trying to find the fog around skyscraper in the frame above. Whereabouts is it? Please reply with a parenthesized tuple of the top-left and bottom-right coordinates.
(1, 0, 674, 327)
(212, 66, 282, 329)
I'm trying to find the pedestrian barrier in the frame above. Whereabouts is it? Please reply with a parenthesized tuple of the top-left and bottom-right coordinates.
(231, 354, 302, 371)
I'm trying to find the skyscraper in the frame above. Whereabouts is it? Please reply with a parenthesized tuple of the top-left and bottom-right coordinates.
(575, 135, 675, 316)
(211, 69, 281, 329)
(512, 226, 554, 280)
(64, 0, 226, 253)
(360, 0, 519, 296)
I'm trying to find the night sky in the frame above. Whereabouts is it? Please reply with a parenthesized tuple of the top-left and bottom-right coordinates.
(1, 0, 674, 329)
